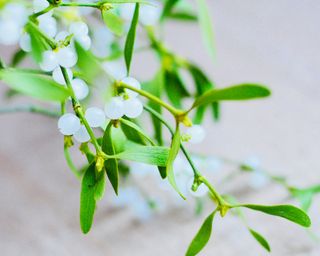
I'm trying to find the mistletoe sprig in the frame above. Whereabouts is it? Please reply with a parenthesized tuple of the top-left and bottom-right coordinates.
(0, 0, 312, 255)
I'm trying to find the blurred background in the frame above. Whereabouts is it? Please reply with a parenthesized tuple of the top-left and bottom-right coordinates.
(1, 0, 320, 255)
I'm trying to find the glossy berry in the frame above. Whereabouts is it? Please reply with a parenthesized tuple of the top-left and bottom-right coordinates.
(38, 15, 57, 38)
(85, 107, 106, 128)
(123, 98, 143, 118)
(19, 33, 31, 52)
(121, 76, 141, 98)
(105, 97, 125, 119)
(58, 113, 81, 135)
(40, 50, 58, 72)
(71, 78, 89, 100)
(74, 125, 90, 143)
(56, 47, 78, 68)
(69, 21, 89, 38)
(52, 67, 73, 85)
(186, 125, 206, 144)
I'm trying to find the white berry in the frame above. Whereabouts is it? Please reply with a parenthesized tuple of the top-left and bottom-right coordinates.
(186, 125, 206, 144)
(52, 67, 73, 85)
(69, 21, 89, 38)
(0, 20, 21, 45)
(71, 78, 89, 100)
(40, 50, 58, 72)
(123, 98, 143, 118)
(76, 34, 91, 50)
(57, 47, 78, 68)
(105, 97, 125, 119)
(33, 0, 49, 13)
(58, 113, 81, 135)
(19, 33, 31, 52)
(74, 125, 90, 143)
(85, 107, 106, 128)
(38, 15, 57, 38)
(55, 31, 70, 42)
(121, 77, 141, 98)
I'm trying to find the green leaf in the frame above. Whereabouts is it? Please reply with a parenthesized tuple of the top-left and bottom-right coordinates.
(102, 122, 119, 195)
(26, 24, 48, 63)
(116, 142, 170, 166)
(161, 0, 180, 20)
(0, 69, 71, 102)
(241, 204, 311, 227)
(249, 228, 271, 252)
(166, 127, 185, 199)
(124, 3, 139, 74)
(102, 10, 125, 37)
(186, 211, 216, 256)
(164, 69, 190, 108)
(120, 118, 155, 145)
(80, 162, 97, 234)
(142, 69, 164, 145)
(74, 42, 102, 83)
(167, 11, 197, 21)
(10, 49, 27, 67)
(192, 84, 271, 109)
(196, 0, 215, 61)
(94, 170, 106, 201)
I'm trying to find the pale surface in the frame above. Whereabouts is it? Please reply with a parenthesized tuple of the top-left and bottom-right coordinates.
(1, 1, 320, 255)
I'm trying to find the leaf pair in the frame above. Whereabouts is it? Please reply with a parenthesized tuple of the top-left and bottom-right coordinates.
(80, 162, 106, 234)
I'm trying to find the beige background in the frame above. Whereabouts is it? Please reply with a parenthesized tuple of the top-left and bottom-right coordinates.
(1, 0, 320, 255)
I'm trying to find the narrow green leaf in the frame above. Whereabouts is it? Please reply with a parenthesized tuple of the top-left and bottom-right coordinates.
(167, 11, 197, 21)
(166, 127, 185, 199)
(80, 162, 97, 234)
(94, 170, 106, 201)
(120, 118, 155, 145)
(124, 3, 139, 74)
(0, 69, 71, 102)
(117, 142, 170, 166)
(196, 0, 215, 61)
(102, 122, 119, 195)
(249, 228, 271, 252)
(27, 24, 48, 63)
(10, 49, 27, 67)
(102, 10, 125, 36)
(241, 204, 311, 227)
(192, 84, 271, 109)
(186, 211, 216, 256)
(161, 0, 180, 20)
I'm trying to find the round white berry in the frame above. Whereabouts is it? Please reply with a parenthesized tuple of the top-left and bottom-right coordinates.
(58, 113, 81, 135)
(39, 50, 58, 71)
(55, 31, 70, 42)
(52, 67, 73, 85)
(33, 0, 49, 13)
(69, 21, 89, 38)
(71, 78, 89, 100)
(76, 34, 91, 50)
(123, 98, 143, 118)
(186, 125, 206, 144)
(85, 107, 106, 128)
(187, 178, 209, 197)
(3, 3, 28, 26)
(121, 77, 141, 98)
(105, 97, 125, 119)
(38, 15, 57, 38)
(73, 125, 90, 143)
(57, 47, 77, 68)
(0, 20, 21, 45)
(19, 33, 31, 52)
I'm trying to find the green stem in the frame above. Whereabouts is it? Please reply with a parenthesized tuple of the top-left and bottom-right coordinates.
(32, 5, 54, 18)
(64, 146, 81, 179)
(0, 104, 60, 117)
(60, 67, 101, 154)
(119, 82, 181, 116)
(60, 2, 101, 8)
(27, 20, 57, 49)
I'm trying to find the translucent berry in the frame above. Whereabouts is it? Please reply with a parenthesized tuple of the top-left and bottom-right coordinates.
(0, 20, 21, 45)
(121, 77, 141, 98)
(71, 79, 89, 100)
(69, 21, 89, 38)
(55, 31, 69, 42)
(105, 97, 125, 119)
(39, 50, 58, 71)
(76, 34, 91, 50)
(57, 47, 78, 68)
(38, 15, 57, 38)
(58, 113, 81, 135)
(33, 0, 49, 13)
(52, 67, 73, 85)
(73, 125, 90, 143)
(3, 3, 28, 26)
(102, 60, 126, 80)
(19, 33, 31, 52)
(186, 125, 206, 144)
(123, 98, 143, 118)
(85, 107, 106, 128)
